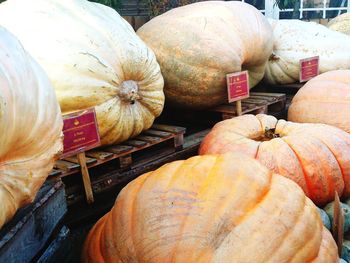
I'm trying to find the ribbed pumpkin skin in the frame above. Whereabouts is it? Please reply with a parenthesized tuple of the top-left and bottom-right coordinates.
(199, 114, 350, 206)
(0, 0, 164, 145)
(137, 1, 272, 109)
(265, 19, 350, 85)
(82, 154, 338, 263)
(0, 27, 63, 229)
(288, 70, 350, 133)
(328, 13, 350, 36)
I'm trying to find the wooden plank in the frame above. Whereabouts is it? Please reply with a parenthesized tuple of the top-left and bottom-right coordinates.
(77, 152, 94, 204)
(64, 156, 97, 165)
(54, 160, 80, 172)
(86, 150, 114, 160)
(49, 169, 62, 177)
(144, 129, 172, 138)
(135, 135, 162, 143)
(152, 124, 186, 134)
(105, 145, 134, 155)
(250, 92, 286, 97)
(119, 154, 132, 169)
(124, 140, 148, 148)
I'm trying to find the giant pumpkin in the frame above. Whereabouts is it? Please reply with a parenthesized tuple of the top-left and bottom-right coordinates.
(328, 12, 350, 36)
(0, 0, 164, 145)
(82, 154, 338, 263)
(265, 19, 350, 85)
(137, 1, 273, 109)
(199, 114, 350, 206)
(0, 27, 63, 229)
(288, 70, 350, 133)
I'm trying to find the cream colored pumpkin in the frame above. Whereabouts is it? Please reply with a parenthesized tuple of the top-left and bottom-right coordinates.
(0, 26, 63, 229)
(328, 12, 350, 36)
(137, 1, 272, 109)
(265, 19, 350, 85)
(0, 0, 164, 145)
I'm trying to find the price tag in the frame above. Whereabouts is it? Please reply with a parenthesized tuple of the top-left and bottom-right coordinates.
(299, 56, 319, 83)
(61, 108, 100, 158)
(226, 71, 250, 103)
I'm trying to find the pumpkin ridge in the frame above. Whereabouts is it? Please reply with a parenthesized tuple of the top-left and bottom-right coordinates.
(267, 193, 307, 261)
(280, 137, 314, 201)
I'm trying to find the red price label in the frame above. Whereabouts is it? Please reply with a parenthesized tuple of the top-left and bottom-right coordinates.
(227, 71, 250, 103)
(61, 108, 100, 158)
(299, 56, 319, 83)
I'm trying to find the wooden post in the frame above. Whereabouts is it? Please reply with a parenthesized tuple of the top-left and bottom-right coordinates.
(333, 192, 344, 256)
(236, 100, 242, 116)
(77, 152, 94, 204)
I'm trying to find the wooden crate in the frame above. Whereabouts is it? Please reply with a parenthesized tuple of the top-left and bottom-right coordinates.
(50, 124, 186, 178)
(0, 180, 67, 263)
(36, 226, 71, 263)
(210, 92, 286, 120)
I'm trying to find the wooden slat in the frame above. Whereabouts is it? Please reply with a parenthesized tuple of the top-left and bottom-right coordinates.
(64, 156, 97, 165)
(86, 150, 114, 160)
(54, 160, 80, 172)
(124, 140, 148, 148)
(135, 135, 162, 143)
(49, 169, 62, 177)
(152, 124, 186, 134)
(105, 145, 134, 155)
(144, 129, 172, 138)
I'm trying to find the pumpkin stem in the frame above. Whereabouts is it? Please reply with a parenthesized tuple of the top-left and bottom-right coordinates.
(264, 128, 280, 140)
(118, 80, 141, 104)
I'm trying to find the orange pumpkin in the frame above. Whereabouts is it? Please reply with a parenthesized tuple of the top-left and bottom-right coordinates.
(199, 114, 350, 206)
(82, 154, 338, 263)
(288, 70, 350, 133)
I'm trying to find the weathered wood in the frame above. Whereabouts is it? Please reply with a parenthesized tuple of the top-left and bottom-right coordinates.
(236, 100, 242, 116)
(65, 155, 97, 165)
(124, 140, 148, 148)
(54, 160, 80, 172)
(152, 124, 186, 134)
(49, 169, 62, 177)
(144, 129, 172, 138)
(119, 154, 132, 169)
(77, 152, 94, 204)
(135, 135, 162, 143)
(105, 145, 134, 155)
(86, 150, 114, 160)
(0, 181, 67, 263)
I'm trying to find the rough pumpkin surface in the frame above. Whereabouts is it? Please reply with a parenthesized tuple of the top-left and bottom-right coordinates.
(0, 0, 164, 145)
(82, 154, 338, 263)
(328, 12, 350, 36)
(137, 1, 273, 109)
(288, 70, 350, 133)
(0, 27, 63, 229)
(265, 19, 350, 85)
(199, 114, 350, 206)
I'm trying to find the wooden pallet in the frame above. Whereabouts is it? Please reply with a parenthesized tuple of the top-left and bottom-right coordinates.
(50, 124, 186, 178)
(210, 92, 286, 120)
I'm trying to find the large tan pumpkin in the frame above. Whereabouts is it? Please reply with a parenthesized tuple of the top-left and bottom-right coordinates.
(328, 12, 350, 35)
(0, 27, 63, 229)
(137, 1, 273, 109)
(288, 70, 350, 133)
(265, 19, 350, 85)
(82, 154, 338, 263)
(0, 0, 164, 145)
(199, 114, 350, 206)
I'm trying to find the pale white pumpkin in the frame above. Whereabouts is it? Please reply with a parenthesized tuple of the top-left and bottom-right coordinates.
(265, 19, 350, 85)
(0, 26, 63, 229)
(328, 12, 350, 36)
(0, 0, 164, 145)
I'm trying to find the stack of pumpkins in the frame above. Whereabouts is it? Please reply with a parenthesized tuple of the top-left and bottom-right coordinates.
(1, 0, 350, 262)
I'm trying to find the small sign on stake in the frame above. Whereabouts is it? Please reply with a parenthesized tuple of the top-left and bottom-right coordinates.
(61, 108, 101, 159)
(226, 71, 250, 116)
(61, 108, 101, 204)
(299, 56, 319, 83)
